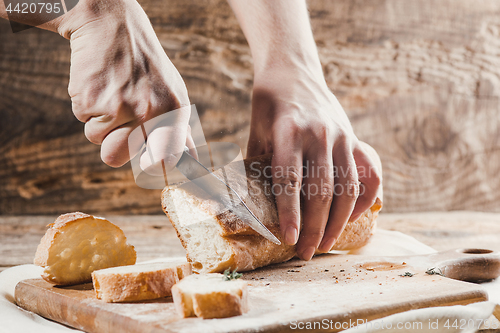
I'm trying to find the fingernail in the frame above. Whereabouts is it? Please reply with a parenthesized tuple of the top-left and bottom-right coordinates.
(319, 238, 336, 253)
(284, 226, 298, 245)
(300, 247, 316, 261)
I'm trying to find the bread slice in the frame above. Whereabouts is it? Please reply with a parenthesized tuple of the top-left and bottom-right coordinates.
(172, 273, 248, 319)
(162, 143, 382, 274)
(91, 261, 192, 302)
(34, 212, 136, 285)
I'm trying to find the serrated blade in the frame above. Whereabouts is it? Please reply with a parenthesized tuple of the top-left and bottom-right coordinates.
(176, 147, 281, 245)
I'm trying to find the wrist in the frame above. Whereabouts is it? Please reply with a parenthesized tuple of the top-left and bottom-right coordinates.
(253, 53, 328, 91)
(251, 42, 326, 85)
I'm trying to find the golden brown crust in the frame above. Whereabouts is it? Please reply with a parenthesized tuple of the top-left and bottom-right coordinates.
(192, 289, 246, 319)
(34, 212, 136, 285)
(171, 274, 248, 319)
(172, 284, 194, 318)
(34, 212, 93, 266)
(51, 212, 92, 227)
(33, 228, 56, 267)
(92, 262, 191, 303)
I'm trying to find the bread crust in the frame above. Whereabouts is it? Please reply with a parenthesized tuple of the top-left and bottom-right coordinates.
(192, 288, 247, 319)
(171, 274, 248, 319)
(92, 262, 192, 302)
(162, 146, 382, 273)
(34, 212, 137, 285)
(34, 212, 93, 267)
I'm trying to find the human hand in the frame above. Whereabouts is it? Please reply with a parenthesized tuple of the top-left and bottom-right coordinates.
(248, 67, 381, 260)
(57, 0, 194, 171)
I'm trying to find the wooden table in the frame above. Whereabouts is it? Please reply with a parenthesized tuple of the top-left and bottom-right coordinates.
(2, 212, 500, 333)
(2, 211, 500, 273)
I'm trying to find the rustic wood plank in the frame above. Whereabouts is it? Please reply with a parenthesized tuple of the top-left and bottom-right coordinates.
(2, 1, 500, 213)
(2, 212, 500, 273)
(377, 212, 500, 253)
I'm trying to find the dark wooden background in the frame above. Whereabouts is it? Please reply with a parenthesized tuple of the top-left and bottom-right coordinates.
(2, 0, 500, 215)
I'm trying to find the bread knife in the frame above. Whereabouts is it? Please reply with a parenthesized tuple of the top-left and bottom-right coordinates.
(176, 147, 281, 245)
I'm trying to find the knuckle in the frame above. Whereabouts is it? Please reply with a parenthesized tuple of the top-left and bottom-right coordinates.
(70, 96, 88, 123)
(334, 129, 355, 148)
(313, 125, 331, 143)
(335, 128, 349, 141)
(300, 228, 325, 241)
(84, 123, 103, 145)
(273, 167, 301, 188)
(310, 182, 334, 204)
(277, 115, 303, 135)
(278, 207, 301, 222)
(340, 181, 360, 201)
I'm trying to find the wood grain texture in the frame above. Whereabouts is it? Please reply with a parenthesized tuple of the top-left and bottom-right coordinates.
(377, 211, 500, 253)
(2, 1, 500, 213)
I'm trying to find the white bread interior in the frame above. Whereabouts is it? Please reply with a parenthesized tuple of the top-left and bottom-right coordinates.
(34, 212, 136, 286)
(92, 261, 192, 302)
(171, 273, 248, 319)
(162, 143, 382, 274)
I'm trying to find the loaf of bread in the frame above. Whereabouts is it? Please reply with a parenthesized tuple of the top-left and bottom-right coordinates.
(162, 143, 382, 274)
(92, 261, 192, 302)
(34, 212, 136, 285)
(172, 273, 248, 319)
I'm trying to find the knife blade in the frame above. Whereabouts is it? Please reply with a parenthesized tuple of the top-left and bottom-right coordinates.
(176, 147, 281, 245)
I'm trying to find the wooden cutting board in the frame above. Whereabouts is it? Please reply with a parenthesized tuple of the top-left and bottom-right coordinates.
(15, 248, 500, 333)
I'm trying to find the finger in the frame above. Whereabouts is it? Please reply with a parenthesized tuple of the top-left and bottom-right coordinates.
(318, 142, 359, 252)
(100, 125, 136, 167)
(85, 114, 132, 146)
(271, 131, 303, 247)
(80, 94, 136, 145)
(295, 145, 334, 260)
(349, 142, 382, 221)
(139, 106, 191, 175)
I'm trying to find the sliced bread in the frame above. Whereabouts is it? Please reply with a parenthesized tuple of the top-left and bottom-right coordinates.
(92, 261, 192, 302)
(34, 212, 136, 285)
(172, 273, 248, 319)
